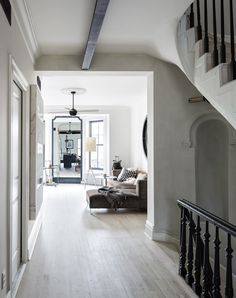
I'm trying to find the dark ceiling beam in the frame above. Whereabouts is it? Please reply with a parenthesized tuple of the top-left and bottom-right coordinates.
(82, 0, 110, 70)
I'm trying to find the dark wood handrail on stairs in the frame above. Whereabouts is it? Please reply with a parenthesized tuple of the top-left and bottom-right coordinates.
(177, 199, 236, 297)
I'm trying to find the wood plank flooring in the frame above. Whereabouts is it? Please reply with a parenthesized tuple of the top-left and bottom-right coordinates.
(16, 184, 197, 298)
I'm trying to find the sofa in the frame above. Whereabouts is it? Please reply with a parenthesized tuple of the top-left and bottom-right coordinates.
(108, 169, 146, 192)
(86, 169, 147, 211)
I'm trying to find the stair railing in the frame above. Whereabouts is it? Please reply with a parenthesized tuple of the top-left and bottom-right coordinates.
(187, 0, 236, 80)
(220, 0, 226, 63)
(177, 199, 236, 297)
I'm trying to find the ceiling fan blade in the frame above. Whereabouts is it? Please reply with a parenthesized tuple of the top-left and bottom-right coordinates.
(78, 109, 99, 113)
(64, 107, 71, 110)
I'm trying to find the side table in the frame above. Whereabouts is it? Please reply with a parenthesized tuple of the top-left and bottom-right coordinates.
(95, 175, 116, 186)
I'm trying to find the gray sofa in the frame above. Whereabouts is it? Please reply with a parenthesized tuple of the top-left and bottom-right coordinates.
(86, 168, 147, 210)
(108, 169, 147, 192)
(86, 179, 147, 210)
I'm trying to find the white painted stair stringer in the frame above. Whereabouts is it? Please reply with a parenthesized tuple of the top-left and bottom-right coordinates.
(177, 14, 236, 129)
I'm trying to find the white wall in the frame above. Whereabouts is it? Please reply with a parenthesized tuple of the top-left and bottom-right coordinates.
(108, 108, 131, 169)
(130, 97, 147, 171)
(0, 8, 35, 298)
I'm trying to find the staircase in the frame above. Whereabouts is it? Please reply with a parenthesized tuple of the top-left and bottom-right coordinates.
(177, 0, 236, 129)
(178, 199, 236, 297)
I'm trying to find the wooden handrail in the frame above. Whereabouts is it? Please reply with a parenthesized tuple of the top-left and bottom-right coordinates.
(178, 199, 235, 297)
(177, 199, 236, 237)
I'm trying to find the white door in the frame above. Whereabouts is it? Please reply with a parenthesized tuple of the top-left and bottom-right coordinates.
(11, 81, 22, 284)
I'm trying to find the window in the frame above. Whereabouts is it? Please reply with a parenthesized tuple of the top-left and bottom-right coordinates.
(89, 120, 104, 170)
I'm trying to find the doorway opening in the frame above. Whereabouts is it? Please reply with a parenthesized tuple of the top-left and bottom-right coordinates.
(41, 72, 149, 191)
(52, 116, 83, 183)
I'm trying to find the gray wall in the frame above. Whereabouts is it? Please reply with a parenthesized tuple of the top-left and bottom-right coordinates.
(153, 60, 218, 238)
(154, 60, 236, 244)
(36, 54, 228, 240)
(196, 119, 229, 220)
(0, 8, 34, 298)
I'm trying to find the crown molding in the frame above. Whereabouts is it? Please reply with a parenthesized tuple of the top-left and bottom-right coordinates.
(10, 0, 40, 63)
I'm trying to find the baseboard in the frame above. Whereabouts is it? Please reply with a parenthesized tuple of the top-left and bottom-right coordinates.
(154, 232, 179, 248)
(144, 220, 155, 239)
(28, 202, 44, 260)
(12, 264, 26, 298)
(145, 220, 179, 247)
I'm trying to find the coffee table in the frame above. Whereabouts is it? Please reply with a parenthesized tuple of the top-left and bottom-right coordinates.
(95, 175, 116, 186)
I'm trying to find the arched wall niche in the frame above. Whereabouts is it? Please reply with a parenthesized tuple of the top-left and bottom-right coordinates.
(189, 112, 236, 148)
(196, 119, 229, 219)
(187, 112, 236, 221)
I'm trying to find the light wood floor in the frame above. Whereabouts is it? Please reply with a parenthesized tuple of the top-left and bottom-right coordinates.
(16, 184, 197, 298)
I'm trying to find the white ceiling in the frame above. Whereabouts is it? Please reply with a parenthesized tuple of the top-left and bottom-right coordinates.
(25, 0, 192, 64)
(41, 74, 147, 108)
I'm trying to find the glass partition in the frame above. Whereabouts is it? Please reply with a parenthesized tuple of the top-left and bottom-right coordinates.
(52, 116, 82, 183)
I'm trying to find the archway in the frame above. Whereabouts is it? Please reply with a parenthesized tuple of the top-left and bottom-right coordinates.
(195, 119, 229, 219)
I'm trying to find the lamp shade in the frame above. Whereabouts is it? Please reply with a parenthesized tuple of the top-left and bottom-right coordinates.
(85, 137, 96, 152)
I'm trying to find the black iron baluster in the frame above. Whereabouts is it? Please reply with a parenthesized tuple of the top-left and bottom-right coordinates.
(220, 0, 226, 63)
(212, 227, 221, 298)
(194, 216, 202, 296)
(204, 0, 209, 53)
(229, 0, 236, 79)
(202, 221, 212, 298)
(212, 0, 218, 66)
(179, 207, 187, 278)
(190, 3, 194, 28)
(197, 0, 202, 40)
(225, 234, 234, 298)
(186, 212, 194, 287)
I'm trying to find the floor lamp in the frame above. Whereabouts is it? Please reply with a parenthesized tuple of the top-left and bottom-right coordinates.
(84, 137, 97, 187)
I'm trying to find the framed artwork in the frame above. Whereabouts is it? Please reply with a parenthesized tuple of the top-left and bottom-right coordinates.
(142, 117, 147, 157)
(66, 139, 74, 149)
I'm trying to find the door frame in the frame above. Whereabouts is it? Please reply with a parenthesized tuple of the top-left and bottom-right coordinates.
(52, 116, 83, 184)
(7, 55, 29, 296)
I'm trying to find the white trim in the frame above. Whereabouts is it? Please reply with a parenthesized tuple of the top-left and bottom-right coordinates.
(12, 264, 26, 298)
(8, 55, 29, 296)
(9, 0, 39, 63)
(145, 220, 179, 247)
(12, 59, 29, 91)
(28, 203, 44, 260)
(144, 220, 155, 239)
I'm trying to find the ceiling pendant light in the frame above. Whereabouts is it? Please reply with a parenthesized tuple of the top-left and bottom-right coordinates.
(62, 87, 99, 116)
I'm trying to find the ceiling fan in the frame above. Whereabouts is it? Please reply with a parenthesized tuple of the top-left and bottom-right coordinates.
(62, 88, 99, 116)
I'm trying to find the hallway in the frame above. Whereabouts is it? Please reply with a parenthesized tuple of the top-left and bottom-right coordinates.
(16, 185, 196, 298)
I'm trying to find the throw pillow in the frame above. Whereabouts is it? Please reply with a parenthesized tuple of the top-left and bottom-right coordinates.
(117, 168, 137, 182)
(122, 177, 136, 184)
